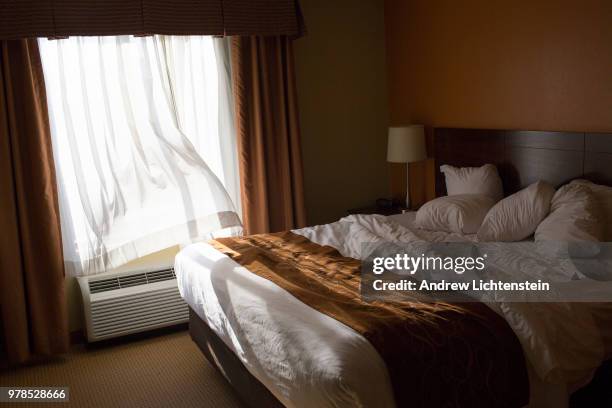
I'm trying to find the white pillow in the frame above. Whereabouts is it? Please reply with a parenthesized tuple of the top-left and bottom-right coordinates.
(440, 164, 503, 201)
(416, 194, 496, 234)
(535, 183, 603, 242)
(477, 181, 555, 242)
(570, 179, 612, 241)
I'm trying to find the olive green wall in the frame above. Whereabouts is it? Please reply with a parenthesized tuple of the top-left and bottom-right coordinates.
(294, 0, 389, 226)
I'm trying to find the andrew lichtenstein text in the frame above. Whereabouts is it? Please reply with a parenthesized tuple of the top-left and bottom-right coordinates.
(369, 254, 550, 293)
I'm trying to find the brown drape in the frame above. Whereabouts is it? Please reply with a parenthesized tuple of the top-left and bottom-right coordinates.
(231, 36, 307, 234)
(0, 40, 69, 365)
(0, 0, 306, 39)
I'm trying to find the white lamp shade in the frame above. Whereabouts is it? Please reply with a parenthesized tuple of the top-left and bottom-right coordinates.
(387, 125, 427, 163)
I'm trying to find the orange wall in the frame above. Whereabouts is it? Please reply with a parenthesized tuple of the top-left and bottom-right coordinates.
(385, 0, 612, 204)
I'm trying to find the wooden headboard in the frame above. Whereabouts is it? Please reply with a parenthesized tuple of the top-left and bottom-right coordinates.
(434, 128, 612, 197)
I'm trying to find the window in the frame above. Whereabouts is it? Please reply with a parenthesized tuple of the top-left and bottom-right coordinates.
(39, 36, 241, 276)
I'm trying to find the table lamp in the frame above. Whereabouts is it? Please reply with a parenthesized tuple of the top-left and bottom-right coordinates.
(387, 125, 427, 209)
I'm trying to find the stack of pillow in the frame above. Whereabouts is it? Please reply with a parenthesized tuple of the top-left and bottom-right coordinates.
(415, 164, 610, 244)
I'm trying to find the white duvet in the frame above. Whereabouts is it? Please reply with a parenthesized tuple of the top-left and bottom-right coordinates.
(175, 213, 612, 408)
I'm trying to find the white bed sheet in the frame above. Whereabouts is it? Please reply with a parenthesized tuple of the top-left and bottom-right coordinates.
(176, 212, 611, 408)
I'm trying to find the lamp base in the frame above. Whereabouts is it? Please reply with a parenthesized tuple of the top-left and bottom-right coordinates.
(405, 164, 411, 210)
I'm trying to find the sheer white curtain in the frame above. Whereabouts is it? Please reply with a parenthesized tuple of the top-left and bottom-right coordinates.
(39, 36, 242, 277)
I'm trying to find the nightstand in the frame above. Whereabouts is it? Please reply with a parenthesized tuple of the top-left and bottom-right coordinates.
(347, 206, 409, 216)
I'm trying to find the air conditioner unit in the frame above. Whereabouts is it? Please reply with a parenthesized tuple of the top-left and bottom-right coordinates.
(77, 267, 189, 342)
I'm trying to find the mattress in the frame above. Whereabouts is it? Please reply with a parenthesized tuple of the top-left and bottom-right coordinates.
(175, 212, 612, 408)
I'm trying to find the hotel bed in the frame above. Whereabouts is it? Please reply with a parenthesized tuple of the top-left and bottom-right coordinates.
(176, 128, 612, 408)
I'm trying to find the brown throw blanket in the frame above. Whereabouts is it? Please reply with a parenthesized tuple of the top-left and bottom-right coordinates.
(210, 231, 529, 408)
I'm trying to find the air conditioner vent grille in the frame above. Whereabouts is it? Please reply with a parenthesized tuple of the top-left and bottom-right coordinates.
(89, 278, 120, 293)
(146, 269, 176, 283)
(89, 268, 176, 293)
(118, 273, 147, 287)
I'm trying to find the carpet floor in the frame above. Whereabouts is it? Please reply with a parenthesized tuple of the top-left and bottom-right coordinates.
(0, 329, 245, 408)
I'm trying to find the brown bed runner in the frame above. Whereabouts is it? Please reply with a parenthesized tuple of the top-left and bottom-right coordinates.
(210, 231, 529, 408)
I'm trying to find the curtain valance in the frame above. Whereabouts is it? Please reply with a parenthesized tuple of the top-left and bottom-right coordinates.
(0, 0, 305, 39)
